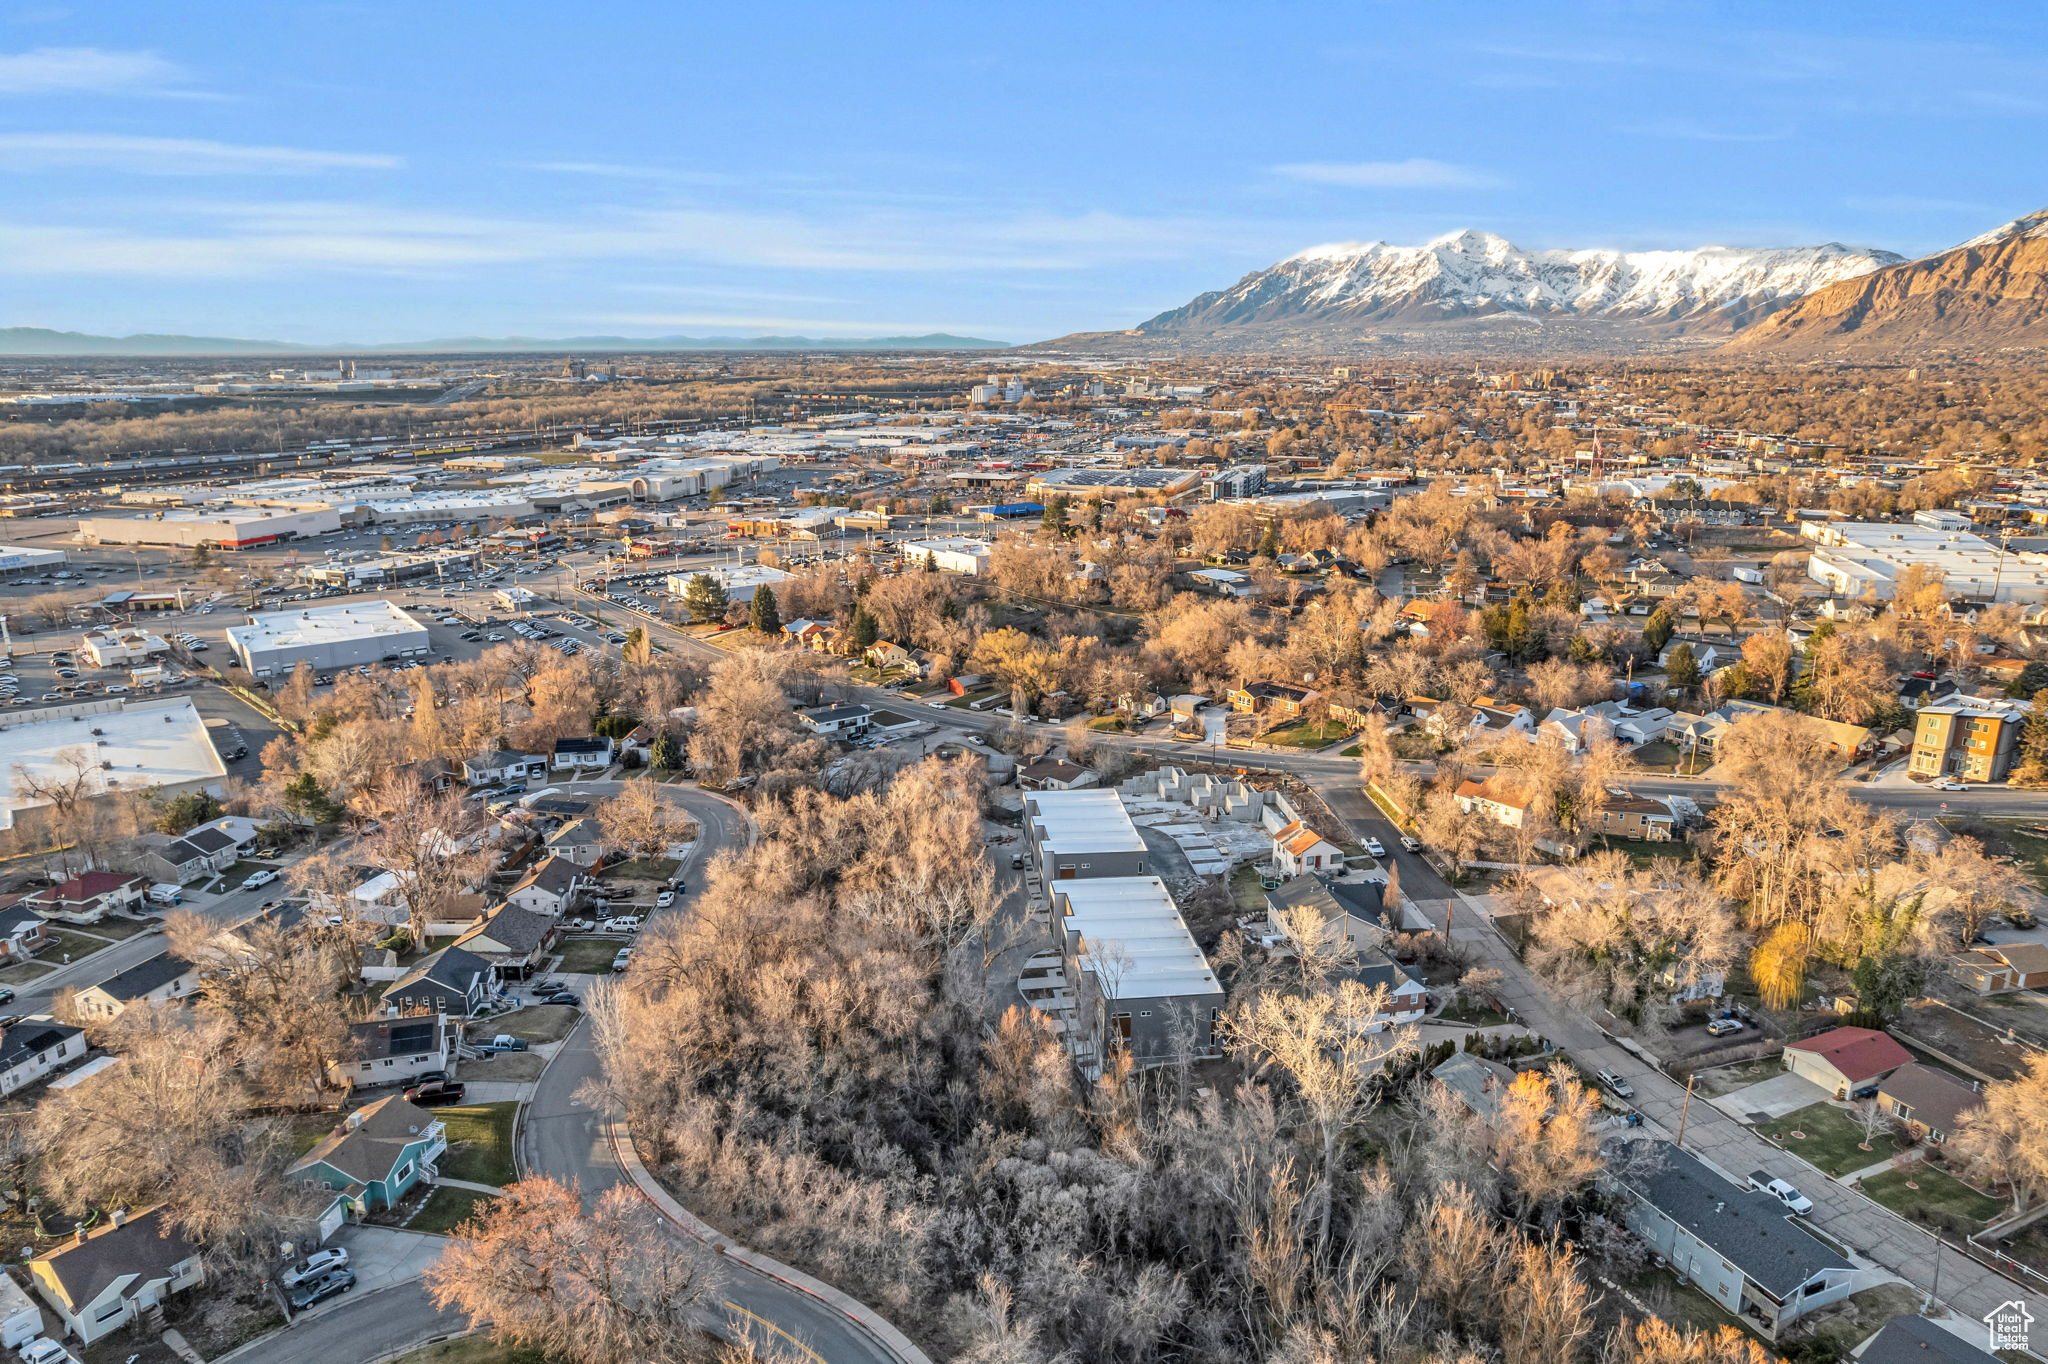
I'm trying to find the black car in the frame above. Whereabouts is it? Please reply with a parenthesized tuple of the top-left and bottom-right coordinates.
(404, 1080, 467, 1106)
(0, 987, 14, 1006)
(288, 1267, 355, 1310)
(539, 991, 580, 1007)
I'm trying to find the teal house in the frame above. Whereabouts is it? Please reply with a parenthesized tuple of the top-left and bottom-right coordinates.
(289, 1095, 449, 1212)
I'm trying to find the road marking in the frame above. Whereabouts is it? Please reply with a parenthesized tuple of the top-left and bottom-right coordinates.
(725, 1299, 826, 1363)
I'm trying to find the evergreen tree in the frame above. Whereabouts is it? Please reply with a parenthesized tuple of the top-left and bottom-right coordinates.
(848, 606, 880, 651)
(1566, 633, 1601, 664)
(680, 573, 727, 624)
(649, 730, 682, 771)
(1665, 642, 1701, 689)
(749, 584, 782, 634)
(1042, 496, 1069, 533)
(1643, 606, 1676, 653)
(1255, 520, 1282, 560)
(283, 772, 343, 825)
(2009, 659, 2048, 699)
(2010, 688, 2048, 787)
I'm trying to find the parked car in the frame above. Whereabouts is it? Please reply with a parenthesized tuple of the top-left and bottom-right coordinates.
(288, 1267, 357, 1310)
(654, 890, 676, 908)
(281, 1247, 351, 1287)
(17, 1338, 81, 1364)
(539, 991, 580, 1007)
(1363, 837, 1386, 858)
(1747, 1173, 1814, 1214)
(1399, 835, 1423, 853)
(1934, 781, 1967, 792)
(611, 947, 633, 973)
(602, 915, 643, 933)
(241, 869, 279, 890)
(403, 1080, 468, 1106)
(1594, 1068, 1635, 1099)
(1705, 1017, 1745, 1037)
(480, 1034, 529, 1053)
(0, 987, 13, 1007)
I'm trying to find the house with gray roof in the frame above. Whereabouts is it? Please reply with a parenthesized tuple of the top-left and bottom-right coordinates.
(453, 903, 559, 977)
(1430, 1052, 1519, 1120)
(27, 1205, 203, 1346)
(70, 952, 197, 1020)
(1264, 874, 1403, 954)
(1610, 1140, 1859, 1338)
(0, 1019, 86, 1096)
(331, 1011, 452, 1092)
(288, 1095, 448, 1212)
(380, 944, 496, 1018)
(1858, 1314, 2001, 1364)
(504, 855, 591, 916)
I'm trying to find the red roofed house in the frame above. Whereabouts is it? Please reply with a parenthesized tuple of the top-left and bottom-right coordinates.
(24, 872, 147, 926)
(1783, 1026, 1913, 1100)
(1270, 819, 1344, 878)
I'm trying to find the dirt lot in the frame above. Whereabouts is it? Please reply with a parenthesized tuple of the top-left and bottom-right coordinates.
(1893, 1000, 2043, 1083)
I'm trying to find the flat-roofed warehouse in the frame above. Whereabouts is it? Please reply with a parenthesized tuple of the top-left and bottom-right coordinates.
(0, 697, 226, 832)
(226, 600, 431, 678)
(0, 544, 67, 579)
(1025, 467, 1204, 499)
(76, 507, 341, 550)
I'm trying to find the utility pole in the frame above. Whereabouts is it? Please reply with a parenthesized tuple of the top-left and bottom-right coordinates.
(1922, 1227, 1943, 1315)
(1674, 1072, 1697, 1146)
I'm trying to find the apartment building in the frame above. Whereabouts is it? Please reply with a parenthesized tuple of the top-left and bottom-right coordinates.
(1909, 699, 2025, 782)
(1022, 789, 1150, 885)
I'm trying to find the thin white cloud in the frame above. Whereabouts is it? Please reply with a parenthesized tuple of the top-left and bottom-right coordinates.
(0, 133, 399, 173)
(0, 46, 192, 95)
(1625, 119, 1792, 143)
(1272, 158, 1502, 189)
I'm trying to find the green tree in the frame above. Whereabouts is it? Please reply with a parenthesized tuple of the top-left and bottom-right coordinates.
(1041, 496, 1069, 533)
(282, 772, 344, 825)
(1851, 953, 1926, 1023)
(748, 584, 782, 634)
(2010, 688, 2048, 787)
(1665, 642, 1701, 689)
(2009, 660, 2048, 699)
(925, 492, 952, 515)
(1255, 520, 1281, 560)
(679, 573, 727, 624)
(649, 730, 682, 771)
(847, 606, 880, 651)
(593, 712, 640, 740)
(1643, 607, 1676, 653)
(154, 790, 222, 835)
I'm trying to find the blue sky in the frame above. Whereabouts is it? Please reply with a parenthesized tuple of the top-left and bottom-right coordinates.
(0, 1, 2042, 343)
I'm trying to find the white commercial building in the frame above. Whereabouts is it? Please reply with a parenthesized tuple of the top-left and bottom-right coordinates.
(76, 507, 341, 549)
(226, 600, 432, 677)
(79, 628, 168, 669)
(0, 698, 226, 831)
(1802, 521, 2048, 604)
(899, 538, 993, 575)
(0, 544, 66, 579)
(666, 562, 792, 603)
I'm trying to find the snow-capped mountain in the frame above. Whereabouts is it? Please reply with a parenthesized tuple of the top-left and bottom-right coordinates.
(1131, 230, 1903, 340)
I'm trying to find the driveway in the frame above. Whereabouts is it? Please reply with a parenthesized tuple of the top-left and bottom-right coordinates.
(1706, 1071, 1830, 1123)
(326, 1226, 445, 1296)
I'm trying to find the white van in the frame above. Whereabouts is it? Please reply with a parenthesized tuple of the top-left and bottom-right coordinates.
(146, 883, 184, 907)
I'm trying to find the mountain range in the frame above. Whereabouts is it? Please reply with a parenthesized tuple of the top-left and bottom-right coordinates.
(1037, 208, 2048, 356)
(0, 327, 1008, 357)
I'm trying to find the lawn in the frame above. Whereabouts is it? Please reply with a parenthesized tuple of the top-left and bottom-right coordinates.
(554, 936, 629, 974)
(1755, 1102, 1888, 1177)
(1630, 740, 1712, 775)
(491, 1004, 578, 1045)
(408, 1185, 497, 1235)
(1692, 1055, 1785, 1100)
(605, 856, 679, 883)
(0, 958, 53, 986)
(1087, 715, 1126, 732)
(1859, 1164, 2005, 1231)
(1339, 743, 1363, 757)
(1230, 862, 1270, 914)
(943, 689, 996, 709)
(1593, 835, 1697, 866)
(1262, 719, 1352, 748)
(35, 927, 113, 967)
(435, 1103, 520, 1187)
(1980, 820, 2048, 896)
(81, 915, 160, 940)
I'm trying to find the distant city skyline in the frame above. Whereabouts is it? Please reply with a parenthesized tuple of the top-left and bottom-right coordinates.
(0, 1, 2041, 344)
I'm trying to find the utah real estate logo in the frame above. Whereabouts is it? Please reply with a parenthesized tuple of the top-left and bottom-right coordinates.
(1984, 1300, 2033, 1352)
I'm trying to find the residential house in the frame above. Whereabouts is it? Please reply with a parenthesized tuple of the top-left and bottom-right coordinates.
(331, 1012, 452, 1092)
(863, 640, 915, 671)
(1189, 567, 1256, 597)
(1430, 1052, 1520, 1120)
(1117, 691, 1167, 721)
(782, 619, 834, 651)
(543, 816, 606, 868)
(1539, 708, 1613, 755)
(69, 953, 197, 1020)
(0, 1019, 87, 1096)
(453, 903, 559, 978)
(550, 736, 614, 772)
(1949, 942, 2048, 994)
(1860, 1314, 2002, 1364)
(289, 1096, 448, 1212)
(27, 1206, 203, 1347)
(1167, 694, 1208, 729)
(135, 822, 240, 886)
(1471, 701, 1537, 740)
(1398, 599, 1463, 637)
(1270, 818, 1345, 878)
(1874, 1063, 1984, 1146)
(1228, 680, 1319, 719)
(1455, 775, 1538, 829)
(1782, 1026, 1913, 1099)
(798, 702, 874, 738)
(23, 872, 147, 925)
(1584, 700, 1675, 746)
(1264, 874, 1400, 954)
(461, 749, 548, 787)
(503, 855, 591, 916)
(1017, 757, 1097, 791)
(1334, 950, 1430, 1030)
(1589, 792, 1679, 842)
(1610, 1140, 1858, 1339)
(381, 944, 497, 1018)
(0, 899, 51, 964)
